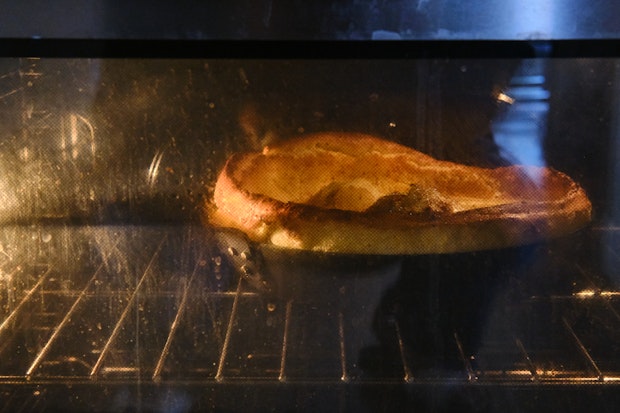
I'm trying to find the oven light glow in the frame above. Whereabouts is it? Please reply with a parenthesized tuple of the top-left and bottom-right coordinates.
(497, 92, 515, 104)
(147, 149, 165, 187)
(61, 113, 96, 163)
(574, 289, 620, 298)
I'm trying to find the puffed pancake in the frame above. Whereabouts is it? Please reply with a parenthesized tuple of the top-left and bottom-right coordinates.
(209, 132, 592, 254)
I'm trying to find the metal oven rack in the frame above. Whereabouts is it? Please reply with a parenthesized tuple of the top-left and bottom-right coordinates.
(0, 224, 620, 412)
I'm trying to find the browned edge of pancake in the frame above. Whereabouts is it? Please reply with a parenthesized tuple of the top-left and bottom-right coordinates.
(208, 132, 592, 254)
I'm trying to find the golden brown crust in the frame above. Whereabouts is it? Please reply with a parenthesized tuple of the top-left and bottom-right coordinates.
(209, 132, 592, 254)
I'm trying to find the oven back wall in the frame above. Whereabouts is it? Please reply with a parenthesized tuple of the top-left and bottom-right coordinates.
(0, 58, 522, 224)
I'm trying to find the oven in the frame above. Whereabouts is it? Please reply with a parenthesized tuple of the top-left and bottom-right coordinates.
(1, 3, 620, 412)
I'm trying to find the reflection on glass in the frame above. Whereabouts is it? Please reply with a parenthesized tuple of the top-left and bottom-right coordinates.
(492, 61, 549, 170)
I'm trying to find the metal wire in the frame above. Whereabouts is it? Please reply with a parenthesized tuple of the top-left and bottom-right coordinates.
(0, 227, 619, 386)
(90, 235, 167, 378)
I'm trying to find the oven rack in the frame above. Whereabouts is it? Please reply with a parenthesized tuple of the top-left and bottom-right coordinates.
(0, 225, 619, 387)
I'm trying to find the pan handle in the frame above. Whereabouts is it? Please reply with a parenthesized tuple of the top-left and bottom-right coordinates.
(211, 227, 275, 296)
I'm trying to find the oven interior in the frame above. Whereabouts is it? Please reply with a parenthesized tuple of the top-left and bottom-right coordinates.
(0, 56, 619, 412)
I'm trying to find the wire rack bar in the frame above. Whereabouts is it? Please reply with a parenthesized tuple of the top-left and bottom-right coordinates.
(338, 311, 348, 382)
(562, 317, 603, 381)
(25, 263, 105, 377)
(0, 266, 51, 339)
(89, 235, 166, 378)
(454, 332, 476, 382)
(515, 337, 538, 381)
(214, 276, 244, 382)
(393, 319, 413, 383)
(152, 257, 202, 381)
(278, 299, 293, 382)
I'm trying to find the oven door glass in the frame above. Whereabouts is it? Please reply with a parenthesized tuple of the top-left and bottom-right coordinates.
(0, 53, 619, 411)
